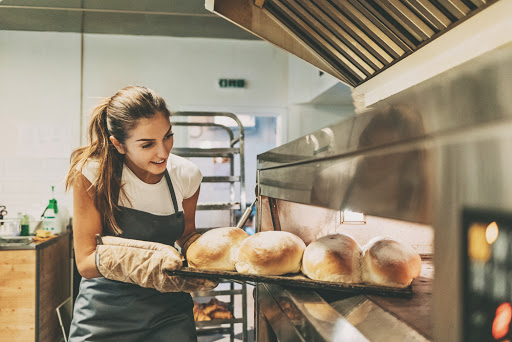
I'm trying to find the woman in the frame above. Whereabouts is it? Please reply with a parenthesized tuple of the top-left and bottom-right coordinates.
(66, 85, 215, 341)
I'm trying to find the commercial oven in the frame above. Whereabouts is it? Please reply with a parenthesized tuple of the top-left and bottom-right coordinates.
(253, 42, 512, 341)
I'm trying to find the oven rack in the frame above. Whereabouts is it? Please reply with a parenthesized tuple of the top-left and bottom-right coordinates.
(171, 112, 249, 342)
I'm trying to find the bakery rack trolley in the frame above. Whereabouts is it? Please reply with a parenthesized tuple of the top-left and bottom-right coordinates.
(170, 112, 248, 342)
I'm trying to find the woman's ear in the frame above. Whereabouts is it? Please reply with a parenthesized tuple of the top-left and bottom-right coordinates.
(110, 136, 126, 154)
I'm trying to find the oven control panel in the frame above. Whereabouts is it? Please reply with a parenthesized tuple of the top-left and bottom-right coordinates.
(463, 208, 512, 342)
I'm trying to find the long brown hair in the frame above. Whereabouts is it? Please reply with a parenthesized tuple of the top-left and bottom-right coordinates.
(65, 85, 171, 235)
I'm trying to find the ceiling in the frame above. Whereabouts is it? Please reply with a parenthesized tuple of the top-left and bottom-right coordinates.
(0, 0, 259, 40)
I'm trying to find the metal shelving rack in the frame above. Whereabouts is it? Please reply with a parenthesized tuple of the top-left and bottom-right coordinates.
(171, 112, 248, 342)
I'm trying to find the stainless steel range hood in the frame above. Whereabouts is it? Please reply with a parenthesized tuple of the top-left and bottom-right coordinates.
(206, 0, 499, 87)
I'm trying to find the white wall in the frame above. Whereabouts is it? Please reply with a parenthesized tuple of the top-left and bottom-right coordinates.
(286, 104, 354, 141)
(81, 35, 289, 131)
(0, 31, 290, 221)
(0, 31, 81, 223)
(286, 54, 355, 141)
(0, 30, 350, 223)
(287, 53, 341, 105)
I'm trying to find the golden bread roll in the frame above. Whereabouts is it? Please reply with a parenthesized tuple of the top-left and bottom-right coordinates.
(235, 231, 306, 275)
(187, 227, 249, 271)
(202, 298, 227, 315)
(196, 312, 211, 321)
(209, 309, 233, 320)
(301, 233, 362, 283)
(361, 236, 421, 288)
(193, 302, 210, 321)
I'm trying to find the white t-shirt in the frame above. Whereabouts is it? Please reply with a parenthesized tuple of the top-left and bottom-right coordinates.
(80, 153, 202, 215)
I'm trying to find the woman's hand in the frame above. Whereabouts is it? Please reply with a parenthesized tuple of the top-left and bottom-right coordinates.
(96, 235, 218, 292)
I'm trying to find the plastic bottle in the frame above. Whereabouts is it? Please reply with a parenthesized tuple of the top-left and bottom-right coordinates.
(42, 186, 60, 234)
(19, 213, 30, 236)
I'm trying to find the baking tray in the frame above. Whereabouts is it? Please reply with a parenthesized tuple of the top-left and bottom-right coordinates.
(167, 267, 413, 297)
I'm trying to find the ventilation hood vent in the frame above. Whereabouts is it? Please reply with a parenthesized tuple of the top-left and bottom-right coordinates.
(206, 0, 498, 86)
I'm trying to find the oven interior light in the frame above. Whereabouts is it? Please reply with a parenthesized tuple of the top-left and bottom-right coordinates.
(492, 302, 512, 340)
(486, 221, 499, 245)
(468, 223, 491, 262)
(341, 210, 365, 224)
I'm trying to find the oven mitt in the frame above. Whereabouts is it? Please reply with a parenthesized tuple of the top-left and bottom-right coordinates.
(95, 235, 218, 293)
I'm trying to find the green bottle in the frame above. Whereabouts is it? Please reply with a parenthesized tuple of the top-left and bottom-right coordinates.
(20, 214, 30, 236)
(42, 186, 59, 233)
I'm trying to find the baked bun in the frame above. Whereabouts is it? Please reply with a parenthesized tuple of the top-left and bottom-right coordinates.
(301, 233, 362, 283)
(187, 227, 249, 271)
(361, 237, 421, 288)
(235, 231, 306, 275)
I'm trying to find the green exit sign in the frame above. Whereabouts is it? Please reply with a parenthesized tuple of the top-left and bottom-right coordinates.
(218, 79, 246, 88)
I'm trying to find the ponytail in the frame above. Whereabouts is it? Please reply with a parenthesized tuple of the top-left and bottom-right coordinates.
(66, 85, 171, 236)
(65, 97, 124, 235)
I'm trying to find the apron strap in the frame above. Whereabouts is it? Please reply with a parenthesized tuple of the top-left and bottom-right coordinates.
(164, 169, 180, 214)
(116, 163, 179, 214)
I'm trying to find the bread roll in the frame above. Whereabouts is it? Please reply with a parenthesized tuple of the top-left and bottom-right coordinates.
(235, 231, 306, 275)
(187, 227, 249, 271)
(361, 236, 421, 288)
(301, 233, 362, 283)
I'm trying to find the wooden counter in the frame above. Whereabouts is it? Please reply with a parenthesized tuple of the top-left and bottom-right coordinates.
(0, 232, 71, 342)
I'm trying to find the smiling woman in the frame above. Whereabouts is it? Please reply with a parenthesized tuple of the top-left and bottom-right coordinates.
(64, 85, 216, 342)
(110, 113, 175, 184)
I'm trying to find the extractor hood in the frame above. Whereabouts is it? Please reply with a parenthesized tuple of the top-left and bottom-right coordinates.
(206, 0, 499, 87)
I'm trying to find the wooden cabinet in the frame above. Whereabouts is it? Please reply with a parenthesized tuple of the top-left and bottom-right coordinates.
(0, 233, 71, 342)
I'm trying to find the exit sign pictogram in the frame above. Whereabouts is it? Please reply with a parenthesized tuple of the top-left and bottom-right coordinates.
(218, 79, 246, 88)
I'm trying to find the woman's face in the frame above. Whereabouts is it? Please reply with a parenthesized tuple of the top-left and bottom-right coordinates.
(118, 112, 174, 184)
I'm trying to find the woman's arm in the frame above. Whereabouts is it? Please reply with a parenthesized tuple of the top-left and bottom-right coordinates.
(73, 173, 103, 279)
(176, 186, 200, 249)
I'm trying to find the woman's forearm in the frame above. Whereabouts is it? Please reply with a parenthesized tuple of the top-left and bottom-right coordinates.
(76, 250, 102, 279)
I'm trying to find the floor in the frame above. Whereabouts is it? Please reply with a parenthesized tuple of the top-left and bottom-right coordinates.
(196, 283, 256, 342)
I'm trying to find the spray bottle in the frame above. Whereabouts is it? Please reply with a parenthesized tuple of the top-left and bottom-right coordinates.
(42, 186, 60, 234)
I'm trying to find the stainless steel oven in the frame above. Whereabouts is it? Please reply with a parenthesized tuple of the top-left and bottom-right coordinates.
(253, 42, 512, 342)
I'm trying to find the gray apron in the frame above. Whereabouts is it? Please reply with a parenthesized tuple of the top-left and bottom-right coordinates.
(69, 168, 197, 342)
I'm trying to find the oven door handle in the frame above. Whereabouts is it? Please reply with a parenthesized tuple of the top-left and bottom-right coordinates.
(236, 198, 258, 229)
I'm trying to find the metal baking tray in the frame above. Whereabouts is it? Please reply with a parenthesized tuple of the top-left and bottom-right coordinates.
(0, 236, 33, 246)
(167, 267, 413, 297)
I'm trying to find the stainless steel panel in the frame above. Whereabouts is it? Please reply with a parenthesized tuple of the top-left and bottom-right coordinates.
(257, 118, 356, 169)
(257, 284, 308, 342)
(260, 142, 432, 224)
(330, 296, 429, 341)
(402, 0, 451, 30)
(281, 0, 375, 76)
(350, 0, 418, 50)
(431, 123, 512, 342)
(296, 0, 385, 70)
(258, 42, 512, 170)
(267, 0, 368, 82)
(373, 0, 435, 41)
(263, 1, 358, 84)
(256, 42, 512, 342)
(334, 0, 410, 56)
(311, 0, 394, 64)
(437, 0, 471, 19)
(258, 284, 369, 342)
(469, 0, 487, 6)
